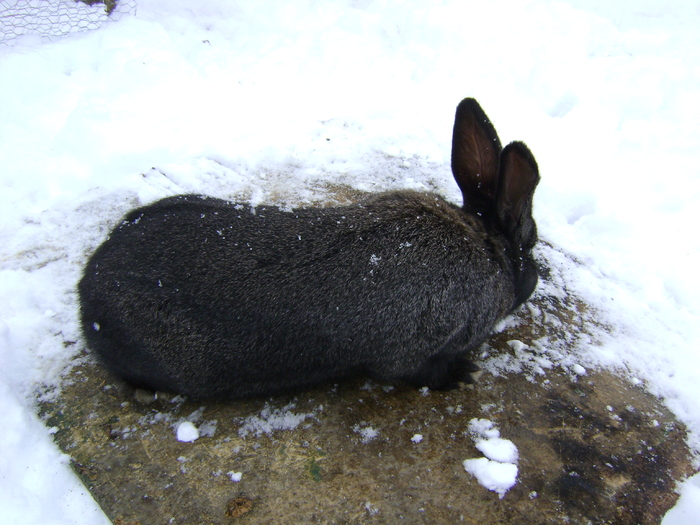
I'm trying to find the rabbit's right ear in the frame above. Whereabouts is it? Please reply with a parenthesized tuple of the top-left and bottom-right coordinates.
(496, 141, 540, 250)
(451, 98, 503, 216)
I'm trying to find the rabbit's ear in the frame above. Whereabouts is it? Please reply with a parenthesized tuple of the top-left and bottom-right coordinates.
(496, 141, 540, 249)
(451, 98, 503, 215)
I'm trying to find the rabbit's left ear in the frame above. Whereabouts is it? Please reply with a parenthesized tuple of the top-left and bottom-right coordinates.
(451, 98, 503, 216)
(496, 141, 540, 249)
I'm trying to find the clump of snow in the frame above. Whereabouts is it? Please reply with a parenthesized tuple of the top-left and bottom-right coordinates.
(176, 455, 190, 474)
(176, 422, 199, 443)
(138, 410, 174, 427)
(463, 419, 519, 498)
(198, 420, 218, 438)
(507, 340, 526, 353)
(468, 419, 501, 440)
(463, 458, 519, 499)
(411, 434, 424, 444)
(364, 502, 380, 516)
(133, 404, 218, 440)
(228, 471, 242, 482)
(475, 438, 519, 465)
(482, 338, 556, 383)
(237, 402, 317, 438)
(181, 407, 217, 438)
(353, 423, 380, 443)
(186, 407, 206, 421)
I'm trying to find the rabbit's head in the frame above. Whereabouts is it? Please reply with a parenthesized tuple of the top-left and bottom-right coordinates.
(451, 98, 541, 312)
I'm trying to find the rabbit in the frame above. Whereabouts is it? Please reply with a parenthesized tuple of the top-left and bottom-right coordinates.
(78, 98, 540, 399)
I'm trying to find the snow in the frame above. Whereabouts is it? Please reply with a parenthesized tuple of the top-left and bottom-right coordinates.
(464, 418, 520, 497)
(468, 419, 502, 441)
(237, 402, 316, 438)
(475, 438, 519, 465)
(176, 421, 199, 443)
(0, 380, 109, 524)
(0, 0, 699, 522)
(353, 423, 380, 444)
(463, 458, 519, 500)
(572, 364, 587, 376)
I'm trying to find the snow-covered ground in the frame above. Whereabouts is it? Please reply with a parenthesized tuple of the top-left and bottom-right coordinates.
(1, 0, 699, 522)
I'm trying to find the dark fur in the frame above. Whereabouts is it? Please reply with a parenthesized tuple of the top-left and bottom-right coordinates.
(78, 98, 540, 399)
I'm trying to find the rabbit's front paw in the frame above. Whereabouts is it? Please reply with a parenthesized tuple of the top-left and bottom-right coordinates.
(406, 354, 481, 391)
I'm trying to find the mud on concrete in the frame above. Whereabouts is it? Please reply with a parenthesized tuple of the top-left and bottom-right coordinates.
(40, 246, 696, 524)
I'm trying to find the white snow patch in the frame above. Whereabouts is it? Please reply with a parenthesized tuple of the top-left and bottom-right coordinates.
(364, 501, 380, 516)
(176, 422, 199, 443)
(198, 420, 218, 438)
(237, 403, 316, 438)
(572, 364, 587, 376)
(662, 473, 700, 525)
(463, 458, 519, 499)
(475, 438, 519, 464)
(353, 423, 380, 443)
(468, 418, 501, 440)
(464, 418, 519, 498)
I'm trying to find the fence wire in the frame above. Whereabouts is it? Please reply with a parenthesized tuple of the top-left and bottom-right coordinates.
(0, 0, 136, 45)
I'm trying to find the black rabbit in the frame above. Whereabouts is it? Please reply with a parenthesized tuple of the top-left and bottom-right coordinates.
(78, 98, 540, 399)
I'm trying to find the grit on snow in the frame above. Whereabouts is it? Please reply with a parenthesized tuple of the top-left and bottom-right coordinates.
(1, 0, 700, 523)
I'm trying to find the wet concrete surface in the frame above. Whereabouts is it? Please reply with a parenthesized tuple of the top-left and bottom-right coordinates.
(40, 282, 696, 524)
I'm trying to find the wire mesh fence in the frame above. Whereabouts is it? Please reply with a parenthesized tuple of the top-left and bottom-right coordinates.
(0, 0, 136, 45)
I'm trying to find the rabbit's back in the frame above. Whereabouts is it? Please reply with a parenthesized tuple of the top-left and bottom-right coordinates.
(79, 97, 541, 399)
(79, 192, 515, 398)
